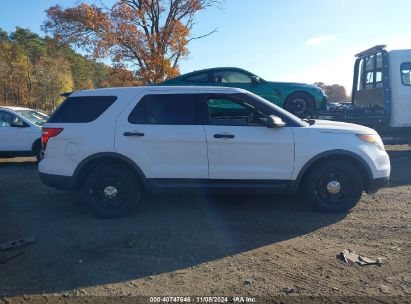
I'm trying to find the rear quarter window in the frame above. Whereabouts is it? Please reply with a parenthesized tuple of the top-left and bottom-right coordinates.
(48, 96, 117, 123)
(128, 94, 200, 125)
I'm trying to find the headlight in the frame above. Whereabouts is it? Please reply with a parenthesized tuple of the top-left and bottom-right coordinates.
(356, 134, 385, 150)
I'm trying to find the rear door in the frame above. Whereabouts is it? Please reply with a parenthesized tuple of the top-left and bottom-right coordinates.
(200, 93, 295, 182)
(115, 91, 208, 179)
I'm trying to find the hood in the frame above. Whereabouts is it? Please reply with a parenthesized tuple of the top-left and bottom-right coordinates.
(308, 119, 377, 135)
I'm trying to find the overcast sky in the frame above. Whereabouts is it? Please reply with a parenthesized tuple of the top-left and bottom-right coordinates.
(1, 0, 410, 91)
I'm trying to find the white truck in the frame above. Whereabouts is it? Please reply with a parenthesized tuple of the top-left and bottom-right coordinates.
(317, 45, 411, 144)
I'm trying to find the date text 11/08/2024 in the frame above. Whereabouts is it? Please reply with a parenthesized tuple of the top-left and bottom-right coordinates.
(149, 296, 257, 303)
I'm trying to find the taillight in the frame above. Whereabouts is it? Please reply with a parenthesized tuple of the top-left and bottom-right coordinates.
(42, 128, 63, 148)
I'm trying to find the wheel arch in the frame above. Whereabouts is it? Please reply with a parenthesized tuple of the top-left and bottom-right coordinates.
(73, 152, 148, 191)
(31, 138, 41, 152)
(290, 149, 373, 192)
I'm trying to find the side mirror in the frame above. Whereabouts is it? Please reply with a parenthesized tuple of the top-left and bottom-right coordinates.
(11, 120, 27, 128)
(251, 75, 261, 84)
(266, 115, 286, 128)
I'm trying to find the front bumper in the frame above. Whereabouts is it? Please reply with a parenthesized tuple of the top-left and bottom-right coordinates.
(366, 176, 390, 194)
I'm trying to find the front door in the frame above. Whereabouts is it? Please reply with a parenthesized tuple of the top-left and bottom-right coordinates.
(201, 94, 295, 182)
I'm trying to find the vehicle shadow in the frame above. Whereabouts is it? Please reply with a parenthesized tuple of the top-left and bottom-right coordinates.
(0, 176, 346, 295)
(386, 149, 411, 187)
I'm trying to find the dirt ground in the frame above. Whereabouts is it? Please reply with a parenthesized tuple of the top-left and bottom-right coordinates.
(0, 146, 410, 302)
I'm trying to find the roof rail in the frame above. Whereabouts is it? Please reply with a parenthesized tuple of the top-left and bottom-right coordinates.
(355, 45, 387, 58)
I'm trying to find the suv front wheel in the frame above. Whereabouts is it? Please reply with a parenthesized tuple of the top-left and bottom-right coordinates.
(82, 164, 142, 218)
(303, 160, 364, 213)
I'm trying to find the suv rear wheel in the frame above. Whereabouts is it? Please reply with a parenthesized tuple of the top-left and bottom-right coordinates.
(82, 164, 142, 218)
(303, 160, 364, 213)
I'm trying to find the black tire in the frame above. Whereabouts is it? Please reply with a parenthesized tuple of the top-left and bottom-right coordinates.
(33, 140, 42, 162)
(284, 92, 314, 117)
(303, 160, 364, 213)
(82, 164, 142, 218)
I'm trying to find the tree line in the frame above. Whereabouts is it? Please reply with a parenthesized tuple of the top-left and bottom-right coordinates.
(0, 27, 138, 111)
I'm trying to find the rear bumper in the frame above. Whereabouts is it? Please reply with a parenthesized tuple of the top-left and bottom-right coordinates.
(366, 176, 389, 194)
(39, 172, 77, 191)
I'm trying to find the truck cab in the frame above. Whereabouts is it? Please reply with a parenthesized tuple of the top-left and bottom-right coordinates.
(319, 45, 411, 144)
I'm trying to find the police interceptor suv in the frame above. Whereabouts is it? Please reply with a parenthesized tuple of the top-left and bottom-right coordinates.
(39, 86, 390, 218)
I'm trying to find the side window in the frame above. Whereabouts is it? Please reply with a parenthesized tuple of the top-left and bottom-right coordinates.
(0, 111, 22, 127)
(212, 70, 252, 84)
(207, 97, 266, 126)
(400, 62, 411, 86)
(184, 73, 209, 83)
(48, 96, 117, 123)
(0, 111, 12, 127)
(128, 94, 199, 125)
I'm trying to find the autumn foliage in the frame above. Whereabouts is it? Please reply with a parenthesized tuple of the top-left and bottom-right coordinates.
(0, 28, 74, 111)
(0, 27, 139, 111)
(43, 0, 219, 84)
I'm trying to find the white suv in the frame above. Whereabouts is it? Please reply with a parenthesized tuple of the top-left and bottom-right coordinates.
(0, 106, 48, 161)
(38, 87, 390, 217)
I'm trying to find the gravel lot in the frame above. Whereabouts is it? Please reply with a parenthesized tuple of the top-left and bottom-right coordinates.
(0, 146, 410, 302)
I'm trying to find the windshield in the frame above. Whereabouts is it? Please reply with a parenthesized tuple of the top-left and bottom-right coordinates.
(15, 110, 49, 126)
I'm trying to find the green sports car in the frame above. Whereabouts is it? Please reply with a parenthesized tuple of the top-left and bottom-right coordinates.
(160, 67, 327, 116)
